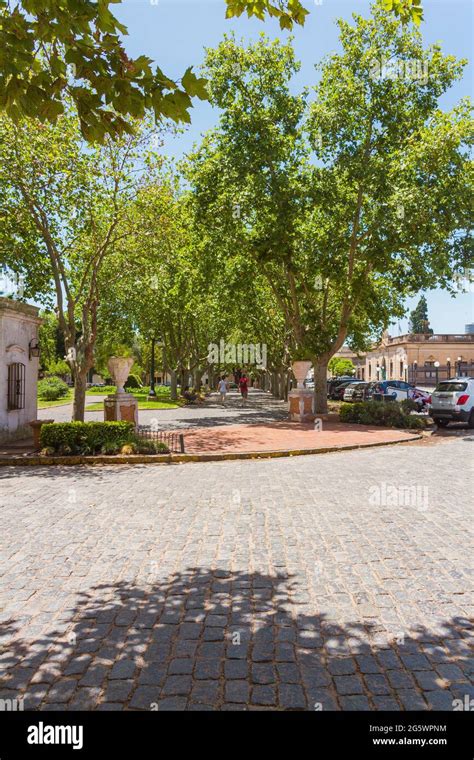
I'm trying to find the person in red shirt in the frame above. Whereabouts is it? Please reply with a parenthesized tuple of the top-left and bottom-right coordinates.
(239, 373, 249, 401)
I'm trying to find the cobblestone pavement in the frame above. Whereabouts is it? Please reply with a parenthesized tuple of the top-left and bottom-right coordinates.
(1, 438, 472, 711)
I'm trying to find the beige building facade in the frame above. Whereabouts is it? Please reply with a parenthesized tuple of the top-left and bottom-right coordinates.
(355, 333, 474, 385)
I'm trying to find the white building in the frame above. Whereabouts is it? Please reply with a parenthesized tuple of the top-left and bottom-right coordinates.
(0, 298, 42, 442)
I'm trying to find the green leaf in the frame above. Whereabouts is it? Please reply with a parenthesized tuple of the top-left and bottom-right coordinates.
(181, 68, 209, 100)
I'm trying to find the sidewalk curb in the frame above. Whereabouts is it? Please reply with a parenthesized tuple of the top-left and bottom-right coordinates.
(0, 432, 422, 467)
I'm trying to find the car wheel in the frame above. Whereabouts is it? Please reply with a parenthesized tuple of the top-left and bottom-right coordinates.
(434, 419, 449, 428)
(468, 410, 474, 429)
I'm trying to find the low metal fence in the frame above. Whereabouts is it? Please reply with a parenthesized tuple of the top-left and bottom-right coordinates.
(137, 426, 185, 454)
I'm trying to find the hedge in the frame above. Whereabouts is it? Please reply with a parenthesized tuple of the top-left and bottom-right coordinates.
(38, 376, 70, 401)
(40, 421, 135, 455)
(339, 401, 426, 430)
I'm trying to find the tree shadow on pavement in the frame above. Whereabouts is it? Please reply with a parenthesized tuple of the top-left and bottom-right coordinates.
(0, 568, 472, 711)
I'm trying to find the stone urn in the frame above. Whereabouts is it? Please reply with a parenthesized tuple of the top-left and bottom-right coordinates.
(104, 357, 138, 427)
(288, 360, 313, 422)
(107, 356, 134, 393)
(291, 360, 312, 389)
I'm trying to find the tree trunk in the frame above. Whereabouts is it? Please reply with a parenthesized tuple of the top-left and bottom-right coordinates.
(272, 371, 279, 397)
(194, 369, 203, 391)
(72, 368, 88, 422)
(313, 359, 328, 415)
(279, 368, 287, 400)
(170, 370, 178, 401)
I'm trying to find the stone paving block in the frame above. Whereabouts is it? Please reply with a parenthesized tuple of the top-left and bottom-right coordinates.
(190, 680, 220, 705)
(225, 681, 250, 704)
(251, 685, 277, 706)
(334, 675, 365, 696)
(278, 683, 307, 710)
(129, 686, 161, 710)
(340, 695, 371, 711)
(109, 659, 136, 680)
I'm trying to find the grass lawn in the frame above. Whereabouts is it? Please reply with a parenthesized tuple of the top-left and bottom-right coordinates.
(38, 386, 181, 410)
(86, 391, 181, 411)
(37, 390, 74, 409)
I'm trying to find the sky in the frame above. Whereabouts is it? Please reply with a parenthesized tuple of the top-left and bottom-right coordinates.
(116, 1, 473, 333)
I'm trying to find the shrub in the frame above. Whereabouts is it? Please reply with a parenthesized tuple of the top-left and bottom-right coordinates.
(40, 421, 135, 455)
(120, 443, 137, 455)
(134, 438, 169, 454)
(125, 374, 143, 389)
(400, 398, 419, 414)
(39, 447, 55, 457)
(339, 401, 426, 430)
(101, 441, 121, 455)
(38, 376, 70, 401)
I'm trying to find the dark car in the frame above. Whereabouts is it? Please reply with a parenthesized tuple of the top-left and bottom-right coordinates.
(331, 380, 364, 401)
(345, 382, 376, 402)
(327, 376, 358, 398)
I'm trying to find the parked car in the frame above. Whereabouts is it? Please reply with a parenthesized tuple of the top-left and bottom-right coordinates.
(327, 376, 357, 397)
(372, 380, 414, 402)
(331, 380, 364, 401)
(343, 382, 368, 402)
(344, 382, 378, 402)
(430, 377, 474, 428)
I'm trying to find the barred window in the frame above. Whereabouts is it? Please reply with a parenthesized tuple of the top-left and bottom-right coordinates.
(7, 363, 25, 410)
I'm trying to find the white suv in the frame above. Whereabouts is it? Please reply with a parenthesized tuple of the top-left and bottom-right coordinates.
(430, 377, 474, 428)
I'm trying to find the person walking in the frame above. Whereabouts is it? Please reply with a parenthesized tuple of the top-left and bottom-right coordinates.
(218, 376, 228, 404)
(239, 372, 249, 403)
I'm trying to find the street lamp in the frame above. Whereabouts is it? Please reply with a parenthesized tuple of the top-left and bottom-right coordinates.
(446, 357, 451, 380)
(403, 363, 408, 383)
(148, 337, 157, 398)
(434, 360, 440, 386)
(457, 356, 462, 377)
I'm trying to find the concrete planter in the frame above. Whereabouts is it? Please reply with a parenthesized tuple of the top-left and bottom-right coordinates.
(29, 419, 54, 450)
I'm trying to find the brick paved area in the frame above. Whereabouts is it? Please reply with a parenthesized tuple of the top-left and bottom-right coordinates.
(1, 439, 472, 711)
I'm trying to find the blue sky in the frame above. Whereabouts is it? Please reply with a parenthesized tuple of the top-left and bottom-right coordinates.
(114, 0, 473, 334)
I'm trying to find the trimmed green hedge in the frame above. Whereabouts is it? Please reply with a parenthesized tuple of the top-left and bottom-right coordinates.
(40, 421, 135, 455)
(339, 401, 426, 430)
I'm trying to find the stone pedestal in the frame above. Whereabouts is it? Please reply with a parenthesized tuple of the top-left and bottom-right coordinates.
(104, 392, 138, 427)
(104, 356, 138, 427)
(288, 389, 314, 422)
(288, 360, 313, 422)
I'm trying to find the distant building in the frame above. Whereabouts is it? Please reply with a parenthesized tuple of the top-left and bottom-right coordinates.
(0, 298, 42, 442)
(354, 332, 474, 386)
(465, 323, 474, 334)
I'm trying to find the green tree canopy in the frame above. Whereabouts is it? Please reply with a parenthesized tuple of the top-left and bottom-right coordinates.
(188, 3, 472, 412)
(0, 0, 423, 142)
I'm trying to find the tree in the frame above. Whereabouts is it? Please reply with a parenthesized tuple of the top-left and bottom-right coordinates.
(0, 0, 423, 142)
(0, 109, 152, 419)
(189, 4, 472, 413)
(328, 357, 355, 377)
(409, 295, 433, 334)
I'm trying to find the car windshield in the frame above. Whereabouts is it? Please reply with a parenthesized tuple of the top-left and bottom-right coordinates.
(435, 382, 467, 393)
